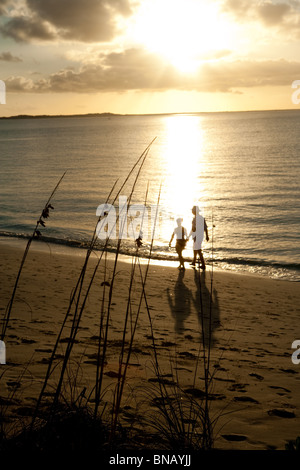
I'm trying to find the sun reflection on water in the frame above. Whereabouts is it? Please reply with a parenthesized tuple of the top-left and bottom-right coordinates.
(160, 114, 207, 243)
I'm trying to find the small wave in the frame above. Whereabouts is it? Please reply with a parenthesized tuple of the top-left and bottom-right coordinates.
(211, 255, 300, 272)
(0, 231, 87, 249)
(1, 231, 299, 281)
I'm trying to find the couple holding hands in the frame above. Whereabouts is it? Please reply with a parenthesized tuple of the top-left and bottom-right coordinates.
(169, 205, 209, 270)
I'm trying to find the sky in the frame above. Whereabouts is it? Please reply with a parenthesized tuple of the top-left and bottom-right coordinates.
(0, 0, 300, 116)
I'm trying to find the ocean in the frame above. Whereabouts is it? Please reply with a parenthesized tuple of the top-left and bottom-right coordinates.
(0, 110, 300, 281)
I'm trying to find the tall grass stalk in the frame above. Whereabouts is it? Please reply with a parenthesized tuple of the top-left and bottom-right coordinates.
(138, 209, 217, 451)
(0, 356, 35, 441)
(109, 183, 161, 443)
(108, 188, 150, 425)
(29, 177, 117, 430)
(91, 160, 150, 421)
(0, 172, 66, 342)
(31, 139, 156, 431)
(91, 150, 154, 433)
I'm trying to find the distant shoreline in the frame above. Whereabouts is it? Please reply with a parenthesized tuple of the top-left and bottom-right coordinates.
(0, 112, 120, 120)
(0, 108, 299, 120)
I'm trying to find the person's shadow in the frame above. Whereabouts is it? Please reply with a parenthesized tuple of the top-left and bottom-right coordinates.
(192, 269, 220, 349)
(167, 270, 192, 335)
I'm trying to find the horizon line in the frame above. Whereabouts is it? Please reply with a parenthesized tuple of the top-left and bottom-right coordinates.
(0, 107, 299, 120)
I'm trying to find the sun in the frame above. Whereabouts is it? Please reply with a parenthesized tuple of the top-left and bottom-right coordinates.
(130, 0, 234, 73)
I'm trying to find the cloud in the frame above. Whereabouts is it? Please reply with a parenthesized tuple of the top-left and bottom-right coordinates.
(47, 49, 177, 92)
(198, 58, 299, 92)
(0, 51, 22, 61)
(5, 75, 36, 91)
(0, 0, 135, 42)
(1, 16, 55, 42)
(0, 0, 10, 15)
(202, 49, 232, 61)
(5, 48, 300, 94)
(221, 0, 251, 18)
(222, 0, 300, 35)
(257, 2, 291, 26)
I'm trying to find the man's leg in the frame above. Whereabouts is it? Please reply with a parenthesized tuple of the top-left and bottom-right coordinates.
(199, 250, 206, 270)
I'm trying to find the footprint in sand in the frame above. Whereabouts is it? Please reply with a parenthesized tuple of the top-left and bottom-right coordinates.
(185, 388, 226, 400)
(280, 368, 297, 374)
(229, 383, 248, 392)
(6, 381, 21, 389)
(160, 341, 176, 347)
(178, 351, 197, 360)
(268, 409, 295, 418)
(21, 338, 36, 344)
(234, 396, 259, 404)
(249, 373, 264, 380)
(222, 434, 247, 442)
(269, 385, 291, 395)
(35, 348, 53, 353)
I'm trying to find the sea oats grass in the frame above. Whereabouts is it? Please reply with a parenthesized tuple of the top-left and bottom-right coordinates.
(0, 140, 226, 454)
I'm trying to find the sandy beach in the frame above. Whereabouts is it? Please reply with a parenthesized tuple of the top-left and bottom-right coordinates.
(0, 238, 299, 452)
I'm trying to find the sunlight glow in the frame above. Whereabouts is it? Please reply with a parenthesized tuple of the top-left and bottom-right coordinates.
(131, 0, 235, 73)
(160, 115, 206, 245)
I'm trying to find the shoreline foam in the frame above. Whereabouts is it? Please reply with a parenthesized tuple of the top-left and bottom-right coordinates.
(1, 234, 299, 283)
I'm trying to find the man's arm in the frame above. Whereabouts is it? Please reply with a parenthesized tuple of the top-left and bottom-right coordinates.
(204, 219, 209, 241)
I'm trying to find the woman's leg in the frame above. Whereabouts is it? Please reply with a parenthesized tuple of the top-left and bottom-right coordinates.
(190, 250, 196, 266)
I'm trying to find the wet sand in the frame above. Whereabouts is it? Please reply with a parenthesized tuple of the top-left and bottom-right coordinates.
(0, 239, 299, 451)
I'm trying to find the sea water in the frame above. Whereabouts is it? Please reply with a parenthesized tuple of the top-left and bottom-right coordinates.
(0, 110, 299, 281)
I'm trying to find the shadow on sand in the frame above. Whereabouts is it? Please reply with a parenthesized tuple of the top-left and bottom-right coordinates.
(167, 269, 192, 335)
(192, 269, 220, 348)
(167, 268, 220, 347)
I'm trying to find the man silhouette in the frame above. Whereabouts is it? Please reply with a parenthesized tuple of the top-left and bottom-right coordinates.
(189, 205, 209, 269)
